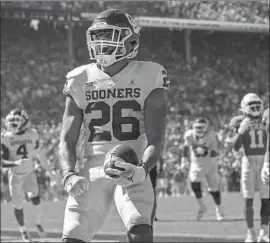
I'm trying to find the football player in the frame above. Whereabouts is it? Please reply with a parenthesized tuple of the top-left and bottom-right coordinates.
(230, 93, 269, 243)
(261, 108, 269, 186)
(59, 9, 168, 243)
(1, 109, 48, 242)
(182, 117, 224, 221)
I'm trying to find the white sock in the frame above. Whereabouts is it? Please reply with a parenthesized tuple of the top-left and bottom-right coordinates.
(20, 225, 27, 232)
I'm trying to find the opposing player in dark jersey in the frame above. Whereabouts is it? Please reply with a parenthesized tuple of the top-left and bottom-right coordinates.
(230, 93, 269, 243)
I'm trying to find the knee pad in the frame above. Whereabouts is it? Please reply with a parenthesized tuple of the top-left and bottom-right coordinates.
(127, 224, 153, 242)
(31, 196, 40, 205)
(261, 199, 270, 217)
(62, 238, 85, 243)
(191, 182, 202, 199)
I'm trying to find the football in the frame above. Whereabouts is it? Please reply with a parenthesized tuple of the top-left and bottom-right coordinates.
(104, 144, 139, 178)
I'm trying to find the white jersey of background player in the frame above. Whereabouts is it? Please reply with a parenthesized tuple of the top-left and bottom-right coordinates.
(1, 109, 48, 242)
(59, 9, 168, 243)
(182, 117, 224, 221)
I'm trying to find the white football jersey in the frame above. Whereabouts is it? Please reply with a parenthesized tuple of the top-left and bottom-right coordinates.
(184, 129, 219, 165)
(63, 60, 170, 159)
(1, 128, 39, 174)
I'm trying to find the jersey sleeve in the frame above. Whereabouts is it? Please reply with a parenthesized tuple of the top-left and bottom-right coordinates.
(63, 65, 88, 108)
(155, 65, 170, 90)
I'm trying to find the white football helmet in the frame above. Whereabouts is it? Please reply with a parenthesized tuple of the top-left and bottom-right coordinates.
(86, 9, 140, 67)
(193, 117, 208, 138)
(5, 109, 29, 134)
(240, 93, 264, 118)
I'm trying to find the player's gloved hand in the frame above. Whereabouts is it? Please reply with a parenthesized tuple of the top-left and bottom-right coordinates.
(62, 170, 89, 197)
(238, 120, 249, 134)
(195, 147, 205, 155)
(14, 158, 28, 166)
(261, 162, 269, 185)
(105, 162, 148, 187)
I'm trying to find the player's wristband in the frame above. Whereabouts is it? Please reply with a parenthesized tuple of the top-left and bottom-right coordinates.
(141, 163, 149, 178)
(62, 169, 75, 186)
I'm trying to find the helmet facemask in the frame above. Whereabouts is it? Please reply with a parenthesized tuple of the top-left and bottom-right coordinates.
(5, 110, 29, 134)
(86, 23, 139, 67)
(193, 123, 208, 138)
(241, 100, 263, 118)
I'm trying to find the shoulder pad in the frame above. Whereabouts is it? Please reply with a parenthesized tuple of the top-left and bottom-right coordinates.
(63, 65, 88, 96)
(153, 62, 170, 90)
(1, 131, 11, 143)
(30, 128, 39, 139)
(66, 65, 87, 79)
(139, 61, 170, 90)
(229, 115, 245, 129)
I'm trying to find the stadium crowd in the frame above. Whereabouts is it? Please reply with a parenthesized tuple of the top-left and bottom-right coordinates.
(1, 2, 269, 202)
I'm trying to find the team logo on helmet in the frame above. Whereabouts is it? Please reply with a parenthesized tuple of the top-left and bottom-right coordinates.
(5, 109, 29, 134)
(86, 9, 140, 67)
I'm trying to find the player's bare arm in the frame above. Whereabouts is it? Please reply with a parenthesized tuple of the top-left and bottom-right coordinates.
(59, 95, 89, 197)
(59, 95, 83, 172)
(142, 88, 167, 171)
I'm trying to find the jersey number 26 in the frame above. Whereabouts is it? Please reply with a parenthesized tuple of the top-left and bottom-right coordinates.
(85, 100, 141, 142)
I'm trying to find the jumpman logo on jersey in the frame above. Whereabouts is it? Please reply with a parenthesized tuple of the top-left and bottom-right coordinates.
(129, 79, 135, 85)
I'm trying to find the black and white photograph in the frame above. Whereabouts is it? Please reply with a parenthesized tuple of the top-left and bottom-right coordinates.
(0, 1, 269, 242)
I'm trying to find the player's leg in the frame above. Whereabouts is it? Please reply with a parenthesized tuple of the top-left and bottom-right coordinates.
(62, 155, 115, 242)
(241, 156, 257, 242)
(23, 171, 46, 238)
(115, 176, 155, 242)
(149, 165, 158, 221)
(189, 166, 207, 221)
(258, 157, 270, 243)
(206, 163, 224, 221)
(9, 172, 32, 242)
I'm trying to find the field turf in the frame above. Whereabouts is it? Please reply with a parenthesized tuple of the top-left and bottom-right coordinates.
(1, 192, 263, 242)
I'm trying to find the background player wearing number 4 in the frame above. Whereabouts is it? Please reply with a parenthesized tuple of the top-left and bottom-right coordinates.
(59, 9, 168, 243)
(1, 109, 48, 242)
(230, 93, 269, 243)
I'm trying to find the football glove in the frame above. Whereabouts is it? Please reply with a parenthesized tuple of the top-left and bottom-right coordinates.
(238, 120, 250, 134)
(195, 147, 205, 155)
(62, 170, 89, 197)
(14, 158, 28, 166)
(261, 162, 269, 185)
(105, 161, 148, 187)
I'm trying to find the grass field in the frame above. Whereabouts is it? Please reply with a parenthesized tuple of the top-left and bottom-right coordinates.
(1, 192, 263, 242)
